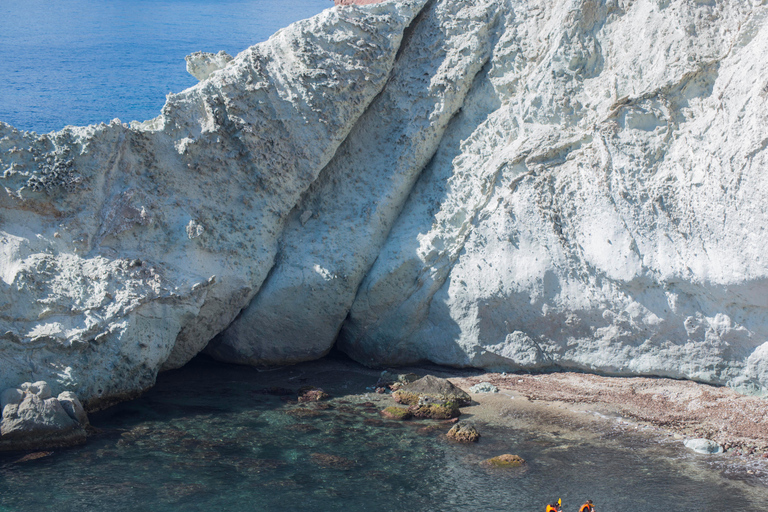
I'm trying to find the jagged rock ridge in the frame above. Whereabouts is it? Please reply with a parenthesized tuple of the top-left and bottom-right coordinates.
(2, 0, 768, 404)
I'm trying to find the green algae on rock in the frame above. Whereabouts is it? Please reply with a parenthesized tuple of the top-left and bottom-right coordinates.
(380, 406, 412, 421)
(481, 454, 526, 468)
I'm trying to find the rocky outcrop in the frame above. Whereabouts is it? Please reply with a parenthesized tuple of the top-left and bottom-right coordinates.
(3, 0, 768, 402)
(338, 0, 768, 394)
(0, 0, 426, 404)
(185, 51, 233, 81)
(392, 375, 471, 407)
(0, 382, 88, 451)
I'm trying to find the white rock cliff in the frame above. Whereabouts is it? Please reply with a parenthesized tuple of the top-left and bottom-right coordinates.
(2, 0, 768, 403)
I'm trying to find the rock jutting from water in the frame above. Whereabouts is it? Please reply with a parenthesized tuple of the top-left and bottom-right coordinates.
(0, 382, 89, 451)
(2, 0, 768, 405)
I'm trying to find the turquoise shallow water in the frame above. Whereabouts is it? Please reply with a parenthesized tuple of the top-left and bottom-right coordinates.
(0, 356, 765, 512)
(0, 0, 330, 133)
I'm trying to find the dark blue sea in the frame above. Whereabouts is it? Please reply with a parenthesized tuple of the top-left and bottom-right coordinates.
(0, 0, 330, 133)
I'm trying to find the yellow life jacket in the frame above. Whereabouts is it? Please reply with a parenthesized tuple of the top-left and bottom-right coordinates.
(546, 506, 559, 512)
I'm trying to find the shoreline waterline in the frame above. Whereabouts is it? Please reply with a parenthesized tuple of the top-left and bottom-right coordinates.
(1, 355, 766, 511)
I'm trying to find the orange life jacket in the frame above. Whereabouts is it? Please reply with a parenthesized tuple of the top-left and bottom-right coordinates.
(546, 506, 560, 512)
(579, 504, 594, 512)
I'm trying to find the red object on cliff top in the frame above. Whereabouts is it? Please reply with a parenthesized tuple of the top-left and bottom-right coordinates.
(334, 0, 385, 5)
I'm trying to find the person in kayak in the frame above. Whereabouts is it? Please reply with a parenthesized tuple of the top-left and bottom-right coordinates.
(545, 498, 562, 512)
(579, 500, 595, 512)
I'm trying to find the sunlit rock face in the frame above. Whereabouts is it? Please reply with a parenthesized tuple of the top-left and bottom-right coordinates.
(0, 0, 426, 404)
(3, 0, 768, 403)
(336, 0, 768, 393)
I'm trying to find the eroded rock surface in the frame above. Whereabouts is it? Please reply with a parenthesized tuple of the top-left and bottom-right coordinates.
(0, 0, 426, 404)
(185, 51, 234, 81)
(0, 382, 88, 451)
(3, 0, 768, 402)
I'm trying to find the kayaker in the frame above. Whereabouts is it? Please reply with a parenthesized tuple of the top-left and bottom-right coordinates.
(579, 500, 595, 512)
(545, 498, 562, 512)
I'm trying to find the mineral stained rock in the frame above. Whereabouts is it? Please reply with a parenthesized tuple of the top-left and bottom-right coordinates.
(3, 0, 768, 403)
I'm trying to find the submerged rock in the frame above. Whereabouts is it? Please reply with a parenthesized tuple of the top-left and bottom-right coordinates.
(380, 406, 412, 421)
(481, 454, 526, 468)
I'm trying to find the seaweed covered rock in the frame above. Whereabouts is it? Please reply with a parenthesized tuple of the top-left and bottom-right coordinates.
(446, 422, 480, 442)
(393, 375, 471, 407)
(482, 454, 526, 468)
(408, 396, 461, 420)
(380, 406, 412, 421)
(0, 382, 89, 451)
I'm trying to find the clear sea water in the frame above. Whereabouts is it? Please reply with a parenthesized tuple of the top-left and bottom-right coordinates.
(0, 0, 330, 133)
(1, 356, 766, 512)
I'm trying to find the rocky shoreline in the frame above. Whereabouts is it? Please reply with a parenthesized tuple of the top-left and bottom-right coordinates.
(450, 372, 768, 463)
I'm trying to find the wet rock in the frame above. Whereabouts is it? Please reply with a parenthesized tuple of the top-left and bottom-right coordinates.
(408, 402, 460, 420)
(0, 388, 87, 451)
(392, 375, 471, 407)
(380, 406, 412, 421)
(481, 454, 526, 468)
(684, 438, 723, 454)
(298, 387, 330, 402)
(469, 382, 499, 394)
(446, 422, 480, 442)
(310, 453, 356, 470)
(11, 451, 54, 464)
(285, 407, 324, 418)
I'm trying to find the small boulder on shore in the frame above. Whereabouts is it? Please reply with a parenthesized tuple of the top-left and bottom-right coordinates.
(1, 382, 89, 451)
(392, 375, 471, 407)
(684, 438, 723, 454)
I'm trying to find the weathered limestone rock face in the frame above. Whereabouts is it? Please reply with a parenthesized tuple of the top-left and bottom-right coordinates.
(0, 0, 427, 404)
(3, 0, 768, 401)
(211, 0, 504, 365)
(339, 0, 768, 394)
(185, 51, 234, 81)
